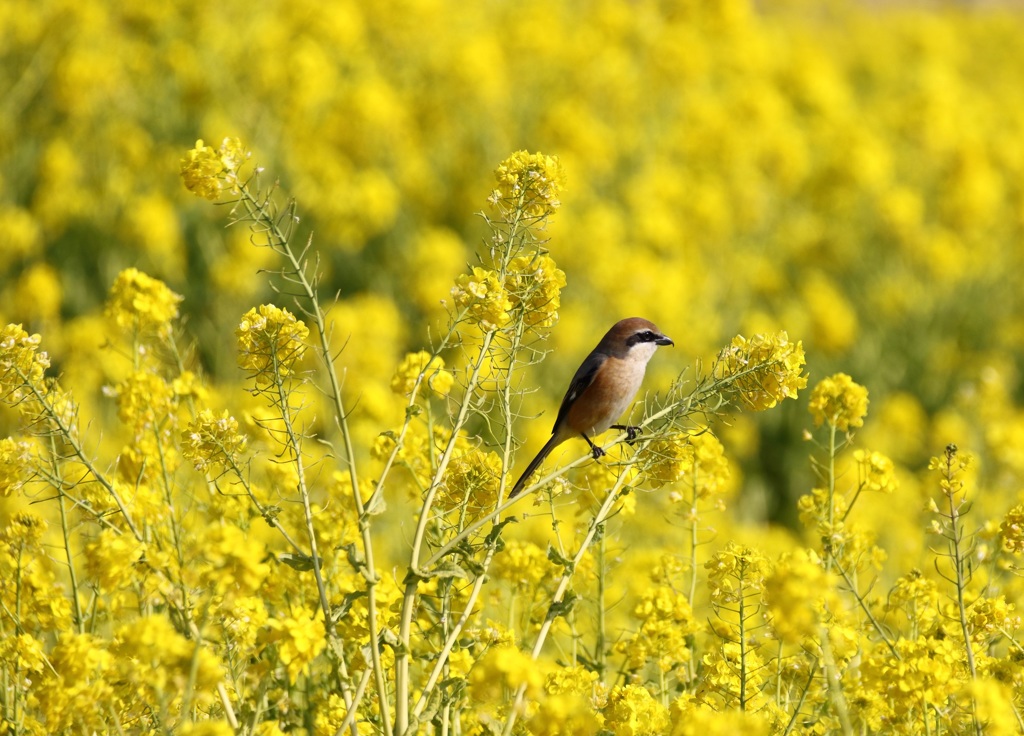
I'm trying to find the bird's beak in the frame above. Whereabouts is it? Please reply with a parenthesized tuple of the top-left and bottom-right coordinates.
(656, 334, 674, 346)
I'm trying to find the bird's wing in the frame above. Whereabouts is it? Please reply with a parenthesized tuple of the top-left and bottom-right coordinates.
(550, 351, 607, 432)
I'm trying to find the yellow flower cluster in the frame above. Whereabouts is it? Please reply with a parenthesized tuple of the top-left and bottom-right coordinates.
(928, 444, 973, 499)
(451, 267, 513, 332)
(504, 254, 568, 328)
(705, 542, 770, 606)
(182, 409, 247, 473)
(438, 447, 504, 514)
(490, 150, 566, 219)
(0, 437, 31, 497)
(528, 692, 602, 736)
(670, 699, 771, 736)
(0, 323, 50, 405)
(862, 636, 963, 717)
(390, 350, 454, 397)
(180, 137, 250, 201)
(372, 422, 465, 495)
(1000, 503, 1024, 554)
(104, 267, 183, 338)
(616, 583, 698, 674)
(490, 539, 557, 592)
(968, 596, 1019, 644)
(885, 571, 941, 637)
(602, 684, 669, 736)
(808, 372, 870, 431)
(469, 645, 544, 702)
(112, 370, 176, 435)
(852, 449, 898, 494)
(765, 548, 839, 643)
(645, 430, 730, 498)
(114, 616, 224, 706)
(259, 611, 326, 683)
(33, 632, 115, 734)
(84, 528, 145, 594)
(714, 331, 807, 411)
(236, 304, 310, 385)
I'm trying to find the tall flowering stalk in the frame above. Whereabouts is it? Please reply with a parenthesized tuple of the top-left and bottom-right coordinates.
(183, 136, 376, 730)
(929, 443, 982, 735)
(395, 151, 569, 733)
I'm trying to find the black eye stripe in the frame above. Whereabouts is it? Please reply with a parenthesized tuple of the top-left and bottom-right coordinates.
(626, 330, 657, 347)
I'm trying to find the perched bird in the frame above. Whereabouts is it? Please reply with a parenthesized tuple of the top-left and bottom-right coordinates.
(509, 317, 673, 498)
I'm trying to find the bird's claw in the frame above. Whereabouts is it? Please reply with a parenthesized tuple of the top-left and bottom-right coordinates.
(612, 424, 642, 444)
(591, 445, 606, 460)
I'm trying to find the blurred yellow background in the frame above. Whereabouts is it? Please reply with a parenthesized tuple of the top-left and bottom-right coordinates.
(3, 0, 1024, 523)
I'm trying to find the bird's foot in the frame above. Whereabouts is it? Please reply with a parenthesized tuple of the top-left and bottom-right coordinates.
(612, 424, 643, 444)
(590, 445, 606, 460)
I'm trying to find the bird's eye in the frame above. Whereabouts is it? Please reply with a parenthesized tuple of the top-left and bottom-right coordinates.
(642, 330, 656, 341)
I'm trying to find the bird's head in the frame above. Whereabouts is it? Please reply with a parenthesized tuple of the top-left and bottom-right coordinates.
(602, 317, 674, 358)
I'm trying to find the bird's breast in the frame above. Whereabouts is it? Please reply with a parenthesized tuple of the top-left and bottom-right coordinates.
(566, 356, 647, 435)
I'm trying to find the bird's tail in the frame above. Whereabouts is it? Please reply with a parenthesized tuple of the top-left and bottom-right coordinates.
(509, 434, 563, 498)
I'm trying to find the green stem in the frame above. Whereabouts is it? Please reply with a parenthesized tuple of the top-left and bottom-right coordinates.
(52, 440, 84, 633)
(239, 185, 365, 732)
(502, 465, 635, 734)
(395, 330, 495, 734)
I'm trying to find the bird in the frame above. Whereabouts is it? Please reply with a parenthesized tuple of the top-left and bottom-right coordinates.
(508, 317, 673, 498)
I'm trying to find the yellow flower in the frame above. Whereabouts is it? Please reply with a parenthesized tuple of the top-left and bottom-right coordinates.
(0, 206, 42, 263)
(861, 636, 962, 715)
(182, 409, 248, 472)
(490, 150, 566, 219)
(180, 137, 250, 201)
(236, 304, 310, 385)
(35, 632, 114, 734)
(0, 324, 50, 404)
(602, 684, 669, 736)
(390, 350, 454, 397)
(705, 542, 770, 605)
(114, 616, 223, 701)
(928, 443, 973, 499)
(111, 370, 177, 435)
(105, 268, 183, 338)
(198, 523, 270, 600)
(504, 254, 567, 328)
(714, 331, 807, 411)
(808, 373, 869, 431)
(528, 694, 602, 736)
(0, 437, 32, 497)
(645, 430, 730, 498)
(617, 584, 698, 673)
(178, 723, 236, 736)
(968, 596, 1019, 643)
(853, 449, 898, 494)
(3, 511, 47, 548)
(13, 262, 62, 322)
(260, 611, 326, 683)
(84, 529, 145, 593)
(886, 570, 941, 635)
(545, 664, 605, 705)
(469, 646, 544, 701)
(451, 266, 512, 331)
(670, 697, 773, 736)
(1000, 503, 1024, 554)
(764, 548, 839, 643)
(961, 678, 1018, 736)
(438, 447, 504, 514)
(490, 540, 557, 591)
(0, 633, 47, 674)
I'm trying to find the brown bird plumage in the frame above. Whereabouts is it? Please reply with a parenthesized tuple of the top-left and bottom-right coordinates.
(509, 318, 673, 498)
